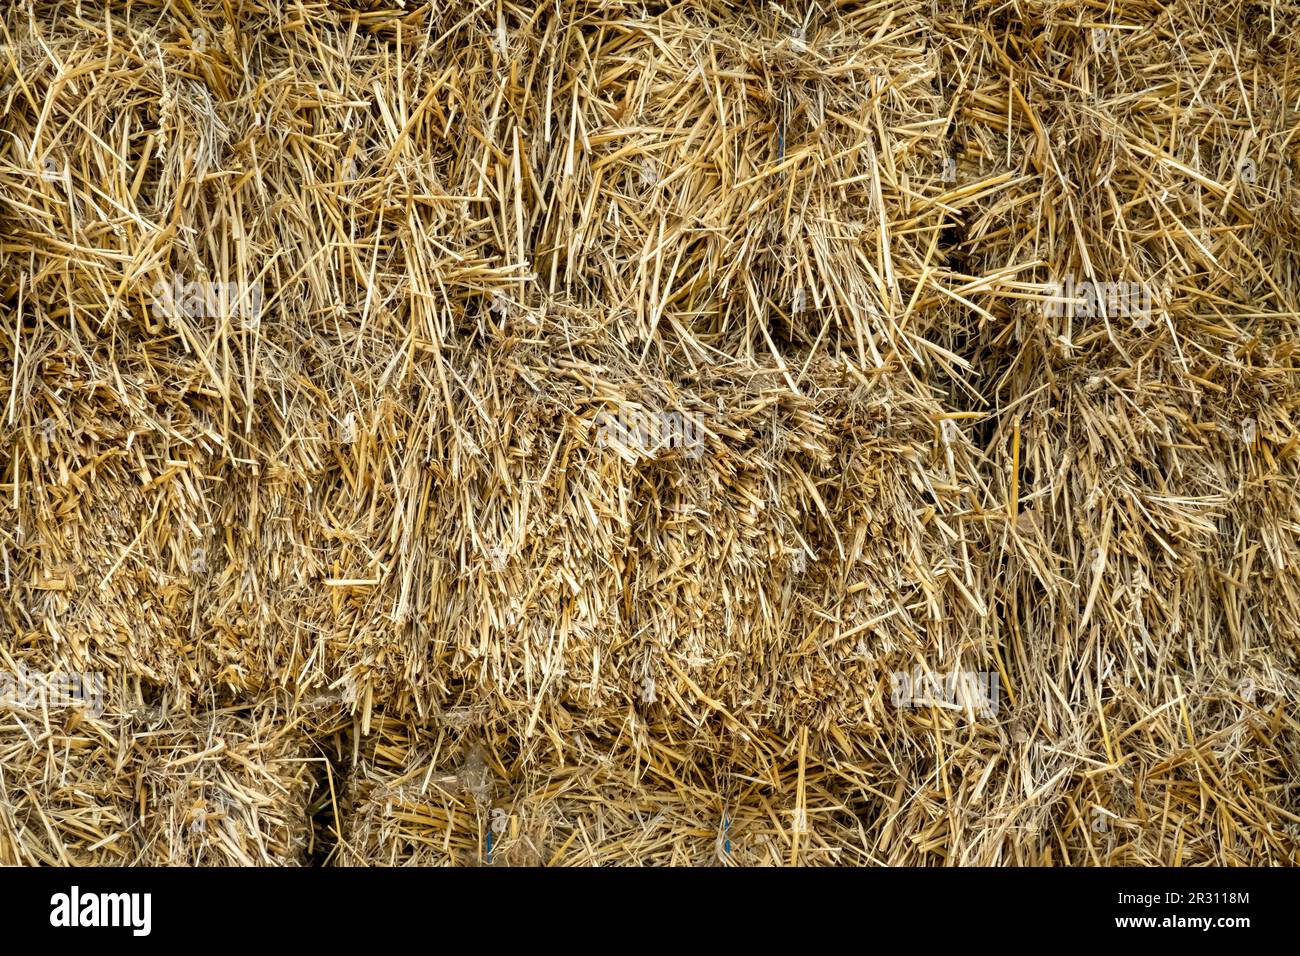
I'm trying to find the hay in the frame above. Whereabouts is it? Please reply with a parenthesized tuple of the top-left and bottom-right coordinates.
(0, 677, 316, 865)
(338, 715, 876, 866)
(1, 0, 1298, 865)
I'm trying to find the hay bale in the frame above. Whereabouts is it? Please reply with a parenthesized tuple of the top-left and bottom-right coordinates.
(337, 717, 876, 866)
(0, 703, 137, 865)
(133, 703, 319, 866)
(0, 651, 317, 865)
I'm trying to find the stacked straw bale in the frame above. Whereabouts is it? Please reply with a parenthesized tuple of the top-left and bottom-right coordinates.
(0, 681, 317, 865)
(1, 0, 1298, 864)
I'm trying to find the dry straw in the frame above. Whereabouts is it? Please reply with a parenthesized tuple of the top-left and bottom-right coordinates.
(1, 0, 1298, 864)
